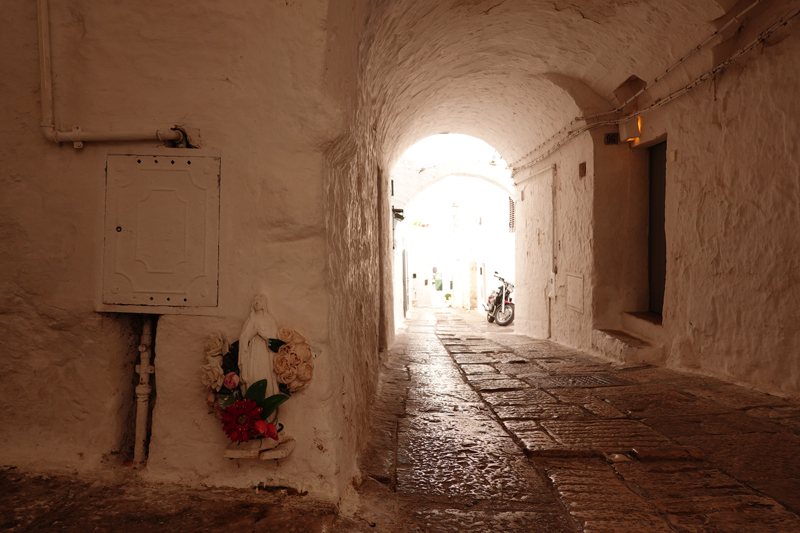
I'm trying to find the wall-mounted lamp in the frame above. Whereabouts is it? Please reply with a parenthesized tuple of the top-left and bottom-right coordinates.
(619, 116, 642, 142)
(392, 208, 405, 221)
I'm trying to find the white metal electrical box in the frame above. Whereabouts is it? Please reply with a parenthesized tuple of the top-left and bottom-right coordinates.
(566, 273, 584, 313)
(103, 153, 220, 310)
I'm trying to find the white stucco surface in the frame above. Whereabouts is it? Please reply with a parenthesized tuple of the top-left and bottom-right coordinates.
(1, 0, 372, 498)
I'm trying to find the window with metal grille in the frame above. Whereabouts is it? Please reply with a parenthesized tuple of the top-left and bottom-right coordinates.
(508, 197, 516, 233)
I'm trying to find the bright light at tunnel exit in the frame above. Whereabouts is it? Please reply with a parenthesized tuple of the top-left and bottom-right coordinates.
(392, 135, 515, 326)
(400, 133, 510, 169)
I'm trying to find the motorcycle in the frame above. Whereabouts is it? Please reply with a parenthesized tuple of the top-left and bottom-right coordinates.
(484, 272, 515, 326)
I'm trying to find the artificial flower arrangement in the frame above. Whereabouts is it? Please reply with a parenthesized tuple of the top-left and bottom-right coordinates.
(201, 328, 313, 444)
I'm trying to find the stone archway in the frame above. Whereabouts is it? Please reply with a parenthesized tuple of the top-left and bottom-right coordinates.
(391, 159, 514, 211)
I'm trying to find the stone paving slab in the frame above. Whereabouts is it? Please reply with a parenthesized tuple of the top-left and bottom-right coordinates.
(541, 458, 674, 532)
(591, 385, 728, 418)
(470, 379, 529, 391)
(680, 381, 791, 410)
(493, 403, 588, 420)
(406, 506, 574, 532)
(470, 379, 527, 392)
(481, 389, 559, 406)
(640, 412, 791, 438)
(580, 398, 629, 419)
(452, 354, 498, 364)
(405, 398, 486, 416)
(464, 372, 512, 382)
(511, 429, 563, 452)
(407, 387, 484, 403)
(533, 358, 613, 374)
(461, 364, 498, 374)
(409, 364, 464, 380)
(613, 461, 800, 532)
(541, 419, 671, 452)
(614, 365, 688, 383)
(675, 432, 800, 513)
(493, 362, 548, 376)
(494, 354, 531, 363)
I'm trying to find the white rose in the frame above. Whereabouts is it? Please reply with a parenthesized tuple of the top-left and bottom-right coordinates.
(296, 361, 313, 382)
(287, 348, 302, 367)
(288, 379, 306, 393)
(274, 354, 292, 375)
(277, 327, 305, 345)
(201, 361, 225, 391)
(204, 331, 230, 357)
(277, 327, 296, 344)
(278, 367, 297, 385)
(294, 343, 313, 363)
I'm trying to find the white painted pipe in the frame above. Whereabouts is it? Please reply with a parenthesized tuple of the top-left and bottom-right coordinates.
(44, 127, 183, 145)
(133, 317, 155, 468)
(36, 0, 183, 148)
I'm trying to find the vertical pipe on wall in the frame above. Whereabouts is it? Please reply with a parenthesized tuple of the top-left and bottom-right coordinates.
(36, 0, 183, 146)
(134, 317, 155, 468)
(36, 0, 54, 132)
(548, 166, 558, 338)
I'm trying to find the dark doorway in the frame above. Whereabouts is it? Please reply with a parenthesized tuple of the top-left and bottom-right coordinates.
(648, 142, 667, 315)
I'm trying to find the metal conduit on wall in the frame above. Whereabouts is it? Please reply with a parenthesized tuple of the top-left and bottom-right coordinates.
(36, 0, 185, 148)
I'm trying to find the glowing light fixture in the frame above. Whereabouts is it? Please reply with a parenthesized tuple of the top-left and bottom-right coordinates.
(620, 116, 642, 142)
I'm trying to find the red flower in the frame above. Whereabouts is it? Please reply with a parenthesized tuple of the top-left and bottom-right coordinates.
(221, 399, 263, 443)
(264, 423, 279, 441)
(254, 420, 279, 441)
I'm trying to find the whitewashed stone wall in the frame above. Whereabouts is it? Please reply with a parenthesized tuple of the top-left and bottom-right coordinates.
(0, 0, 375, 499)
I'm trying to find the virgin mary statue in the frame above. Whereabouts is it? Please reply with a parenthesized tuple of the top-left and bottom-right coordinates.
(238, 294, 279, 398)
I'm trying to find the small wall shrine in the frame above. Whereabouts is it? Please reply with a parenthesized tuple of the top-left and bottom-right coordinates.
(200, 294, 315, 460)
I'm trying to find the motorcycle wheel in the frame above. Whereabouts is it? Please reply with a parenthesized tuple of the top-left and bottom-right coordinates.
(486, 312, 495, 323)
(495, 304, 515, 326)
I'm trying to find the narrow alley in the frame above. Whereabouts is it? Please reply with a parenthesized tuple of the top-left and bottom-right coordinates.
(358, 308, 800, 532)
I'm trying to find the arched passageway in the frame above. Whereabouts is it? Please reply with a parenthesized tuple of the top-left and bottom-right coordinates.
(329, 0, 800, 396)
(392, 160, 514, 210)
(389, 135, 515, 324)
(325, 2, 800, 496)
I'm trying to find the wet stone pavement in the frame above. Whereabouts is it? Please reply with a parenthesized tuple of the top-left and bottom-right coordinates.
(357, 308, 800, 532)
(4, 308, 800, 532)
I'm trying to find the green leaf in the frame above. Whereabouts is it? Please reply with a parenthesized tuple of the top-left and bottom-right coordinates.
(268, 338, 286, 352)
(259, 394, 290, 420)
(217, 389, 242, 409)
(244, 379, 268, 403)
(217, 394, 235, 409)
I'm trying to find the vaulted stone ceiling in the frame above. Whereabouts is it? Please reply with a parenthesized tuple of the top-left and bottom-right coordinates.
(361, 0, 732, 164)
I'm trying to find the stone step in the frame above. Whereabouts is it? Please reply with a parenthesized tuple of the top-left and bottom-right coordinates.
(592, 328, 665, 365)
(622, 312, 667, 347)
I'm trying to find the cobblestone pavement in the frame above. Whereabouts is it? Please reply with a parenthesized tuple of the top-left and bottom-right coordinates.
(357, 308, 800, 532)
(4, 308, 800, 532)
